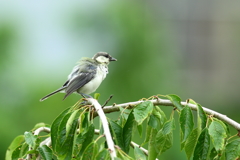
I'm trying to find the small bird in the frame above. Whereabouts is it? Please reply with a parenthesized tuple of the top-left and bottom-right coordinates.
(40, 52, 117, 101)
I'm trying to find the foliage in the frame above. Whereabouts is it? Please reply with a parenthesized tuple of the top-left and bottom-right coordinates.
(6, 95, 240, 160)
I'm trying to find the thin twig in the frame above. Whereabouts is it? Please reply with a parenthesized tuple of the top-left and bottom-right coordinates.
(102, 98, 240, 131)
(27, 127, 51, 160)
(102, 95, 114, 108)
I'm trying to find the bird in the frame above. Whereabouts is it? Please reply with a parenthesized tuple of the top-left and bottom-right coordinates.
(40, 52, 117, 101)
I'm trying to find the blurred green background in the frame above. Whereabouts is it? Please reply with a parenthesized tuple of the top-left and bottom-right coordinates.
(1, 1, 240, 159)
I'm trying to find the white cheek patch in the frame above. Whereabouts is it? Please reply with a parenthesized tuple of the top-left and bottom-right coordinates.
(96, 56, 109, 63)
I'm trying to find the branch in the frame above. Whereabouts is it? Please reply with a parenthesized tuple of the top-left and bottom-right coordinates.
(94, 129, 156, 160)
(102, 98, 240, 131)
(87, 98, 117, 159)
(27, 127, 51, 160)
(34, 127, 50, 136)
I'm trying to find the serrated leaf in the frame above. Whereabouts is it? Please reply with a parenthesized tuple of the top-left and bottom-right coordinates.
(76, 124, 95, 158)
(189, 99, 207, 132)
(11, 143, 28, 160)
(184, 128, 199, 160)
(155, 131, 173, 155)
(11, 144, 22, 160)
(60, 118, 79, 159)
(155, 119, 174, 154)
(119, 107, 131, 122)
(95, 149, 110, 160)
(24, 132, 37, 148)
(38, 145, 53, 160)
(109, 120, 124, 148)
(134, 146, 147, 160)
(213, 118, 229, 136)
(81, 142, 98, 160)
(209, 147, 218, 160)
(133, 101, 153, 125)
(162, 118, 175, 135)
(147, 128, 158, 160)
(166, 94, 183, 110)
(6, 135, 25, 160)
(142, 125, 152, 145)
(55, 112, 72, 154)
(225, 139, 240, 160)
(180, 106, 194, 142)
(154, 106, 167, 127)
(137, 124, 143, 137)
(193, 128, 210, 160)
(196, 104, 207, 131)
(209, 121, 227, 151)
(148, 114, 158, 129)
(110, 111, 134, 154)
(66, 109, 79, 137)
(123, 111, 135, 153)
(51, 107, 70, 152)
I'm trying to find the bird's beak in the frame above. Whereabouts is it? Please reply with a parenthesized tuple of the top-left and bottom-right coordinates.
(110, 57, 117, 61)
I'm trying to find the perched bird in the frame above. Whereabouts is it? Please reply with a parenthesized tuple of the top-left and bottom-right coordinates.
(40, 52, 117, 101)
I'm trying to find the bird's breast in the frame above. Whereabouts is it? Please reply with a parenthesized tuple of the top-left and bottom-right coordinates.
(77, 65, 108, 94)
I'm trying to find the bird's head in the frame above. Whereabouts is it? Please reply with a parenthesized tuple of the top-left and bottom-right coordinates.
(93, 52, 117, 64)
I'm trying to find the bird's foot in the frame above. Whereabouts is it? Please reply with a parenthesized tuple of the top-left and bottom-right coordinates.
(80, 93, 93, 98)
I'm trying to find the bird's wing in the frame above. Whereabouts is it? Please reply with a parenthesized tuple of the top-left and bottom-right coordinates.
(63, 62, 97, 99)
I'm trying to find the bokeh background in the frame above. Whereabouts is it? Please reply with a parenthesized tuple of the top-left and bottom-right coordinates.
(1, 1, 240, 159)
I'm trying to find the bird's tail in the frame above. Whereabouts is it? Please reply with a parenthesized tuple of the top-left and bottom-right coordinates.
(40, 87, 66, 101)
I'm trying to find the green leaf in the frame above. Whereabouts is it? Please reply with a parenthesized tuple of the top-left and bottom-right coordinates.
(184, 128, 199, 160)
(134, 146, 147, 160)
(225, 139, 240, 160)
(6, 135, 25, 160)
(189, 99, 207, 132)
(110, 111, 135, 154)
(209, 121, 227, 151)
(180, 106, 194, 142)
(162, 118, 175, 135)
(55, 112, 72, 154)
(123, 111, 135, 153)
(32, 123, 49, 131)
(209, 147, 218, 160)
(133, 101, 154, 125)
(155, 119, 175, 154)
(196, 103, 207, 131)
(11, 144, 22, 160)
(155, 132, 173, 155)
(11, 143, 28, 160)
(76, 124, 95, 158)
(81, 142, 98, 160)
(147, 127, 158, 160)
(193, 128, 210, 160)
(94, 93, 100, 100)
(166, 94, 183, 110)
(142, 125, 152, 146)
(51, 107, 70, 151)
(66, 109, 80, 137)
(38, 145, 53, 160)
(148, 114, 158, 129)
(95, 149, 110, 160)
(24, 131, 37, 148)
(154, 106, 167, 127)
(109, 120, 124, 148)
(137, 124, 143, 137)
(60, 118, 79, 159)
